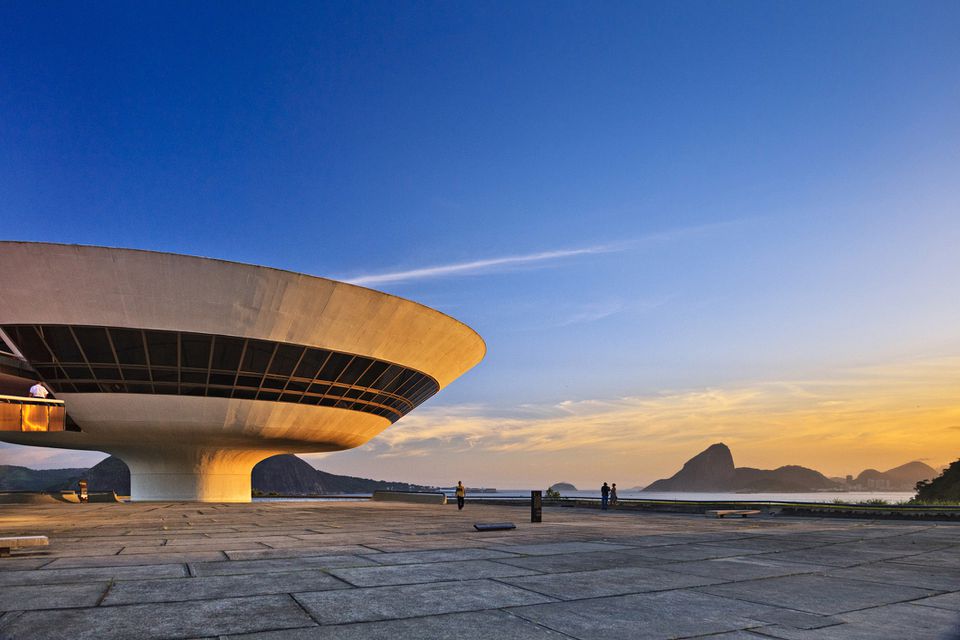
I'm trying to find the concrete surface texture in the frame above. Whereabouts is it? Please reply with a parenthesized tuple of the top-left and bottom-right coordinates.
(0, 501, 958, 639)
(0, 242, 485, 501)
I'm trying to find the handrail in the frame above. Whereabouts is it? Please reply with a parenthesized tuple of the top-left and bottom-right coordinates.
(0, 394, 64, 406)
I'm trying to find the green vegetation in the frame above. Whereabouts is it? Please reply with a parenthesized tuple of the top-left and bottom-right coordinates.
(911, 460, 960, 504)
(831, 497, 891, 506)
(544, 487, 562, 502)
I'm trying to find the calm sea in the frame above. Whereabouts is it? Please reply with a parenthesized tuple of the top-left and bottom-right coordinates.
(257, 490, 917, 504)
(472, 489, 917, 503)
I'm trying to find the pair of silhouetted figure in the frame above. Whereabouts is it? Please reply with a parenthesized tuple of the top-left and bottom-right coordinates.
(601, 482, 618, 509)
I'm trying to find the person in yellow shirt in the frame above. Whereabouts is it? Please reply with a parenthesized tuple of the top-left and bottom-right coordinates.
(455, 481, 465, 510)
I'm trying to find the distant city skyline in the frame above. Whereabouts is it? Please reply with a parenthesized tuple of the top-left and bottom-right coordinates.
(1, 2, 958, 487)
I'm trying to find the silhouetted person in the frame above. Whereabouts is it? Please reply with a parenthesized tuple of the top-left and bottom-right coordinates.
(610, 483, 618, 507)
(601, 482, 610, 510)
(455, 481, 465, 510)
(28, 382, 49, 399)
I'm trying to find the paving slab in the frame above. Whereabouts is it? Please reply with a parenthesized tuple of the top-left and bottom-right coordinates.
(755, 602, 960, 639)
(696, 574, 939, 615)
(698, 633, 777, 639)
(224, 545, 379, 560)
(225, 610, 568, 639)
(493, 548, 663, 573)
(847, 536, 954, 553)
(742, 607, 840, 630)
(508, 589, 769, 639)
(119, 540, 268, 554)
(696, 536, 824, 553)
(293, 579, 555, 624)
(0, 557, 54, 571)
(628, 542, 761, 563)
(601, 532, 746, 547)
(42, 550, 226, 569)
(361, 547, 519, 565)
(0, 582, 109, 611)
(163, 535, 295, 546)
(0, 594, 315, 640)
(490, 541, 633, 556)
(0, 563, 189, 586)
(827, 560, 960, 591)
(660, 555, 829, 581)
(358, 540, 487, 552)
(889, 548, 960, 569)
(912, 592, 960, 612)
(189, 554, 377, 577)
(102, 569, 351, 605)
(759, 545, 913, 568)
(328, 558, 537, 587)
(20, 545, 126, 558)
(497, 566, 725, 600)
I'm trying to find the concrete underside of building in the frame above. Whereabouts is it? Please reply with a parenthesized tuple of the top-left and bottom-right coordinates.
(1, 502, 959, 639)
(0, 242, 485, 501)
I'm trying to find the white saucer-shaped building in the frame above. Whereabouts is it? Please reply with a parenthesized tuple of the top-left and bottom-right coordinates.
(0, 242, 485, 502)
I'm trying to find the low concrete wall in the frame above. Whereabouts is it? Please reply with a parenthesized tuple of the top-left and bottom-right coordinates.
(463, 497, 960, 521)
(0, 492, 60, 505)
(372, 490, 447, 505)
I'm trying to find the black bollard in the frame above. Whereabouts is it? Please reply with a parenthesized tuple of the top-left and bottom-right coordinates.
(531, 490, 542, 523)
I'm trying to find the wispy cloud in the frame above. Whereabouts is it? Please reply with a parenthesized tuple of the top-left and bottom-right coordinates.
(344, 245, 615, 286)
(551, 301, 625, 327)
(540, 295, 674, 329)
(342, 219, 750, 287)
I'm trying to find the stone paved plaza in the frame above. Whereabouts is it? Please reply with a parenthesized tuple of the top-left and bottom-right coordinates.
(0, 501, 959, 639)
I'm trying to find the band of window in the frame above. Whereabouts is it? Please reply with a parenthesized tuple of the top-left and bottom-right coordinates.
(2, 325, 440, 423)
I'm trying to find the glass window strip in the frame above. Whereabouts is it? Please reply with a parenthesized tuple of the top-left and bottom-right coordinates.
(0, 324, 440, 423)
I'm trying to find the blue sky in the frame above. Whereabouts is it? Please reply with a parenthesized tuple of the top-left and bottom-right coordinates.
(2, 2, 959, 486)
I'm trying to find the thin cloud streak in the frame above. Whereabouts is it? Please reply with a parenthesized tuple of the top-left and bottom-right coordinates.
(344, 245, 615, 286)
(342, 219, 751, 286)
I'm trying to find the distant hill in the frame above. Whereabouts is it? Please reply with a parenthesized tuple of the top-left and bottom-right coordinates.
(644, 443, 737, 492)
(69, 456, 131, 494)
(643, 443, 840, 492)
(29, 454, 433, 496)
(642, 443, 938, 493)
(852, 461, 937, 491)
(253, 454, 434, 494)
(0, 465, 87, 491)
(731, 466, 837, 492)
(549, 482, 577, 492)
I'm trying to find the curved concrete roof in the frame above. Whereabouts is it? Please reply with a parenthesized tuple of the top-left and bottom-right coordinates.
(0, 242, 485, 388)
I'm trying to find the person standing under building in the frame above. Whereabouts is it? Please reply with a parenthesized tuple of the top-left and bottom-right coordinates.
(610, 483, 618, 507)
(601, 481, 610, 510)
(455, 481, 465, 510)
(28, 382, 49, 399)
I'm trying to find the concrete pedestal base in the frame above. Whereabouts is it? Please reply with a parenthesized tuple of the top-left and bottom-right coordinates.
(116, 447, 276, 502)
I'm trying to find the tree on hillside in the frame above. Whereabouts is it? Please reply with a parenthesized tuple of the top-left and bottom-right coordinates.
(913, 459, 960, 503)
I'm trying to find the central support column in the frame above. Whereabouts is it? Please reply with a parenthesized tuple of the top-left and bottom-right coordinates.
(113, 447, 277, 502)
